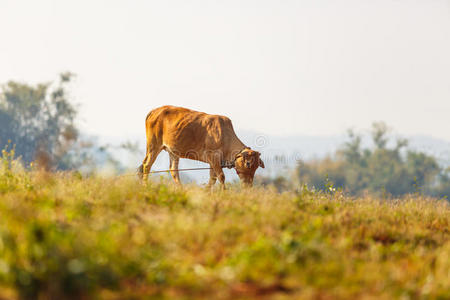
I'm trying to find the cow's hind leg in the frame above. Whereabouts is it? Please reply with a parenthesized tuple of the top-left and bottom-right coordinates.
(169, 153, 181, 185)
(207, 168, 217, 189)
(141, 147, 162, 183)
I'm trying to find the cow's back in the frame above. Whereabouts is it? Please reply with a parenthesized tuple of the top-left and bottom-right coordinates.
(145, 106, 236, 158)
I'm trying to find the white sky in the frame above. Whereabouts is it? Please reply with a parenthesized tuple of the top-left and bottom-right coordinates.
(1, 0, 450, 141)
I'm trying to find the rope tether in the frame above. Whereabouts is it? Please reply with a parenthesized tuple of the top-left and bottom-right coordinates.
(147, 167, 213, 174)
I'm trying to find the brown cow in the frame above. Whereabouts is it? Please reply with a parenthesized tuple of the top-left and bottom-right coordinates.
(138, 105, 265, 188)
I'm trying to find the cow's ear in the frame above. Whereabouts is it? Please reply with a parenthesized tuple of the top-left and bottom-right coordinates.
(258, 158, 265, 168)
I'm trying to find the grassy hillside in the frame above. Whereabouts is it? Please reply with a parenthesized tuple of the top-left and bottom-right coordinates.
(0, 166, 449, 299)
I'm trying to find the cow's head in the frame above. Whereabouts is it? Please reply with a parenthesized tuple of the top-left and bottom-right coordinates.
(234, 148, 265, 187)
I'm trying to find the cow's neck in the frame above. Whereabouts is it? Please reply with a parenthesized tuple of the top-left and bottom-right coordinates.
(225, 138, 247, 162)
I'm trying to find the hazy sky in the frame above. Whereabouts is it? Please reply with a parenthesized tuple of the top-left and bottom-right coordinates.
(1, 0, 449, 141)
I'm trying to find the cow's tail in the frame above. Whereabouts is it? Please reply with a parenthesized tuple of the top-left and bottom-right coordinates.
(137, 164, 144, 179)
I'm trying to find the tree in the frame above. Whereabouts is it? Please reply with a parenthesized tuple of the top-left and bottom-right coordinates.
(295, 122, 448, 198)
(371, 122, 389, 149)
(0, 73, 78, 170)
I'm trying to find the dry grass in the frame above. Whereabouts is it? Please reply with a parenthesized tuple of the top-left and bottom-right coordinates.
(0, 165, 449, 299)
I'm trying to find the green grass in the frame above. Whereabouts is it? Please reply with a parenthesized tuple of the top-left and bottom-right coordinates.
(0, 166, 449, 299)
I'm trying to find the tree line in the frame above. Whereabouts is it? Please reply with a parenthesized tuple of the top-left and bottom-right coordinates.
(290, 122, 449, 199)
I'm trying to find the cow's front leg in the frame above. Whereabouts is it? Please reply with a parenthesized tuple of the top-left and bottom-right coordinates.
(211, 164, 226, 190)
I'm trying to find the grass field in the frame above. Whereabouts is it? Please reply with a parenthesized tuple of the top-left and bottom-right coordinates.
(0, 165, 449, 299)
